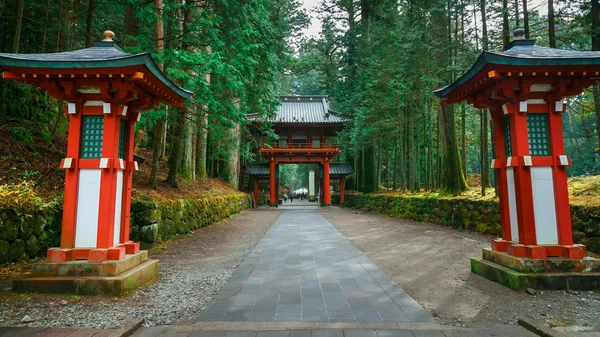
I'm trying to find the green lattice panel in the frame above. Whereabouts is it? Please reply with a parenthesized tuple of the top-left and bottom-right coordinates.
(503, 117, 512, 157)
(81, 116, 104, 158)
(527, 113, 550, 156)
(119, 119, 127, 159)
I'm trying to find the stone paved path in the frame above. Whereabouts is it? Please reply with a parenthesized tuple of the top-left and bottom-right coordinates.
(198, 210, 431, 323)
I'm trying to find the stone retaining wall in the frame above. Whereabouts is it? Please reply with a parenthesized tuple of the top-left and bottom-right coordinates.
(0, 193, 252, 264)
(342, 193, 600, 253)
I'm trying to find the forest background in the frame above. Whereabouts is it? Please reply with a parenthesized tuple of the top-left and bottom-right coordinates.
(0, 0, 599, 201)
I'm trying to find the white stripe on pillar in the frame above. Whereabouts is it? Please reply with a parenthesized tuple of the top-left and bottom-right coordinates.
(531, 167, 559, 245)
(67, 103, 76, 114)
(113, 170, 124, 246)
(506, 168, 519, 243)
(75, 169, 101, 248)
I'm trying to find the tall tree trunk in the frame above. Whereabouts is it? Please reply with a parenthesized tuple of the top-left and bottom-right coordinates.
(1, 0, 24, 114)
(180, 0, 197, 181)
(522, 0, 530, 38)
(481, 110, 491, 195)
(548, 0, 556, 48)
(165, 108, 186, 187)
(393, 134, 398, 190)
(41, 0, 50, 52)
(461, 103, 467, 176)
(150, 0, 165, 189)
(514, 0, 520, 27)
(360, 0, 377, 193)
(85, 0, 95, 47)
(196, 73, 210, 181)
(12, 0, 24, 53)
(592, 0, 600, 154)
(56, 0, 63, 52)
(440, 104, 468, 194)
(480, 0, 488, 50)
(502, 0, 510, 47)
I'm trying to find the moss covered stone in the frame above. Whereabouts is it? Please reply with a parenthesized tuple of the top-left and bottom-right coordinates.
(9, 239, 25, 261)
(0, 210, 19, 241)
(25, 235, 41, 256)
(141, 224, 159, 243)
(32, 215, 47, 236)
(0, 240, 9, 263)
(17, 216, 33, 240)
(587, 237, 600, 253)
(136, 208, 161, 227)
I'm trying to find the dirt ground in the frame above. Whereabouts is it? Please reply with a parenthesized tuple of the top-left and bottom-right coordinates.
(320, 207, 600, 332)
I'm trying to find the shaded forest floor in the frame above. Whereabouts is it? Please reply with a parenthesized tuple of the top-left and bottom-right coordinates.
(0, 118, 237, 204)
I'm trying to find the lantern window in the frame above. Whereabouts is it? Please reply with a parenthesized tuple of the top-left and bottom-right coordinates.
(81, 116, 104, 158)
(503, 117, 512, 157)
(527, 113, 550, 156)
(119, 119, 127, 159)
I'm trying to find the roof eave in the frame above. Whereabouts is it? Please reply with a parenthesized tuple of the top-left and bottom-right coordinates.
(434, 50, 600, 99)
(0, 52, 192, 100)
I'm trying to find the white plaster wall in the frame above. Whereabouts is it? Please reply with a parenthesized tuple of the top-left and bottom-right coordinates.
(75, 169, 101, 248)
(113, 170, 124, 247)
(506, 168, 519, 243)
(531, 167, 559, 245)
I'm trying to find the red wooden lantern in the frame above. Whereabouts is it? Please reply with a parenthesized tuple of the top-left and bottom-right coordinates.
(0, 31, 192, 263)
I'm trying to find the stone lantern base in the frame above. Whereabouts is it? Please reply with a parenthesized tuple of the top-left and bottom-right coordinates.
(471, 248, 600, 290)
(12, 251, 158, 296)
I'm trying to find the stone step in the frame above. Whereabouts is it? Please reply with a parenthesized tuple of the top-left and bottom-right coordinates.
(471, 256, 600, 291)
(13, 259, 159, 296)
(31, 251, 149, 277)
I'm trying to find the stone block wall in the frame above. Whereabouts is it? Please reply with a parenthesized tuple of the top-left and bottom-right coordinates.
(129, 193, 252, 247)
(0, 206, 62, 264)
(0, 193, 252, 264)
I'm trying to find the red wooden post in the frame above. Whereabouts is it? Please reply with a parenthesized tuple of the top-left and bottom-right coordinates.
(253, 178, 259, 206)
(59, 103, 83, 250)
(548, 101, 574, 247)
(269, 159, 276, 207)
(340, 178, 345, 205)
(323, 159, 331, 206)
(490, 107, 512, 252)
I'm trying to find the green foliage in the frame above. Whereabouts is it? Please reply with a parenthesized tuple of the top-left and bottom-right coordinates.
(11, 126, 32, 143)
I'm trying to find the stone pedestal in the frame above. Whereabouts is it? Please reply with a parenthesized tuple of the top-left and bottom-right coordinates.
(471, 248, 600, 290)
(13, 251, 158, 296)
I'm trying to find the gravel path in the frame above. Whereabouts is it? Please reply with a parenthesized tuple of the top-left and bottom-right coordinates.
(0, 208, 282, 329)
(320, 207, 600, 332)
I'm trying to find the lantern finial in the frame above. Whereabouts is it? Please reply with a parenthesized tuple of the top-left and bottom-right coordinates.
(103, 30, 115, 42)
(513, 28, 526, 40)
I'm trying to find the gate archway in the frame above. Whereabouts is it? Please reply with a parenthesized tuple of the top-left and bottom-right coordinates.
(246, 96, 353, 207)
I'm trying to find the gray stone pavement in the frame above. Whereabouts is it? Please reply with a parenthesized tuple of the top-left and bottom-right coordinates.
(198, 209, 431, 323)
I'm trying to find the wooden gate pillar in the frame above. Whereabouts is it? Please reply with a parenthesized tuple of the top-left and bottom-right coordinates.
(323, 159, 331, 206)
(269, 159, 276, 207)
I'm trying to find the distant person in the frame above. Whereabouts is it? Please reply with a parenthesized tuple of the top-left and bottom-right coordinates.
(290, 194, 294, 203)
(284, 193, 288, 203)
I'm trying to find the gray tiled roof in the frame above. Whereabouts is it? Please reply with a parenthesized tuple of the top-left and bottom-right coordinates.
(0, 41, 192, 99)
(330, 163, 353, 176)
(434, 39, 600, 98)
(247, 96, 345, 124)
(246, 163, 270, 176)
(245, 162, 353, 177)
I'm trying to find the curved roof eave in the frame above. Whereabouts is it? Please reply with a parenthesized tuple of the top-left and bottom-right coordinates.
(0, 52, 193, 100)
(433, 50, 600, 99)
